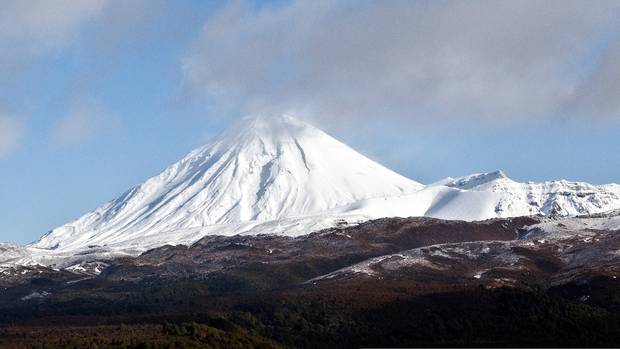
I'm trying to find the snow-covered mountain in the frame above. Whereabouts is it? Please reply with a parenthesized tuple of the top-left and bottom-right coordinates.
(326, 170, 620, 222)
(32, 115, 422, 252)
(441, 170, 620, 217)
(1, 114, 618, 267)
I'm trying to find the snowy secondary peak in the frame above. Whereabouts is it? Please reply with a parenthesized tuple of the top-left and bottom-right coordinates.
(32, 114, 423, 252)
(441, 170, 620, 217)
(443, 170, 511, 190)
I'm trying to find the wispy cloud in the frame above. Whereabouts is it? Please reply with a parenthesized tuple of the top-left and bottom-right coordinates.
(53, 98, 120, 146)
(0, 1, 156, 152)
(183, 0, 620, 125)
(0, 0, 106, 77)
(0, 115, 24, 157)
(0, 0, 109, 153)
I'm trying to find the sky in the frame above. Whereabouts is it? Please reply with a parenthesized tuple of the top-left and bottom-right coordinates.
(1, 0, 619, 244)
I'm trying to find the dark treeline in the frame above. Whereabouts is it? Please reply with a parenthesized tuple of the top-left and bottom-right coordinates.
(1, 277, 619, 348)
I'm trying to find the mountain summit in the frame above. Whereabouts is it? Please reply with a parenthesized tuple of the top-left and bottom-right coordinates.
(33, 115, 423, 252)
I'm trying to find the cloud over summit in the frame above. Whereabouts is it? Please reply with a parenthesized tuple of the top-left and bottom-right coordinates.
(183, 0, 620, 124)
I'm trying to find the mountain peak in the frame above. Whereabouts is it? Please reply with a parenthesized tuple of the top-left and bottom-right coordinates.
(444, 170, 511, 190)
(242, 113, 301, 125)
(234, 114, 307, 132)
(33, 114, 423, 252)
(204, 114, 321, 151)
(487, 170, 508, 180)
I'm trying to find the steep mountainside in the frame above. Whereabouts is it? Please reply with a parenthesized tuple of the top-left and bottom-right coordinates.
(32, 115, 422, 252)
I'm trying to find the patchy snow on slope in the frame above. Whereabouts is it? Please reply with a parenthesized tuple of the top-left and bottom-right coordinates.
(309, 240, 520, 282)
(20, 291, 50, 301)
(0, 243, 40, 268)
(520, 210, 620, 241)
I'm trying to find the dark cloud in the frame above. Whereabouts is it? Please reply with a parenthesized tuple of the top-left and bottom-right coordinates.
(568, 37, 620, 118)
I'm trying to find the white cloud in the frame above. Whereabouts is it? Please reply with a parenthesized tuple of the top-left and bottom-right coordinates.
(0, 0, 106, 54)
(0, 0, 109, 148)
(53, 98, 119, 146)
(0, 116, 24, 157)
(183, 0, 620, 124)
(0, 0, 107, 82)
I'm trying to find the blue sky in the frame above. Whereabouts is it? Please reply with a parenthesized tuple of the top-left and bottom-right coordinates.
(1, 0, 619, 244)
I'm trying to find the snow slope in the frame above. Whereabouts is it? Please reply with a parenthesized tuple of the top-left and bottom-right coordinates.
(32, 115, 423, 252)
(440, 170, 620, 217)
(326, 171, 620, 222)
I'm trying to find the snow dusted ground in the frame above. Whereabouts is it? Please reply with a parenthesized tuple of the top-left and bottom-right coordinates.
(310, 211, 620, 284)
(308, 240, 518, 282)
(520, 209, 620, 241)
(1, 115, 619, 268)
